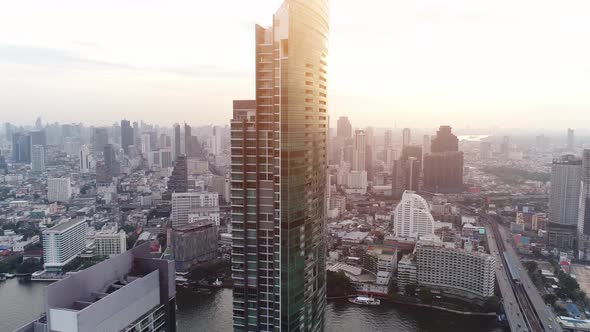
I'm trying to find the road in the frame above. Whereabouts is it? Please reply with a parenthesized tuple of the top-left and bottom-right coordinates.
(497, 225, 562, 332)
(486, 224, 529, 332)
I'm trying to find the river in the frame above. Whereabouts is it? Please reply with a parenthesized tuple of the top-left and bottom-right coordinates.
(1, 279, 502, 332)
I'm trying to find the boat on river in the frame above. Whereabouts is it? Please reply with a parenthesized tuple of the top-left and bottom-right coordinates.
(348, 296, 380, 306)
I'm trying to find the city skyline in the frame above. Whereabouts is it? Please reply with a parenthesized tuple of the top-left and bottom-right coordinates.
(2, 0, 590, 128)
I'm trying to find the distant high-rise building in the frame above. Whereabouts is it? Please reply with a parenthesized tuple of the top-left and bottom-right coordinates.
(173, 123, 181, 160)
(20, 242, 176, 332)
(120, 119, 134, 155)
(141, 133, 151, 154)
(393, 147, 421, 198)
(423, 126, 463, 193)
(567, 128, 575, 150)
(353, 130, 366, 171)
(394, 191, 435, 238)
(402, 128, 411, 147)
(578, 150, 590, 260)
(211, 175, 231, 204)
(211, 125, 222, 156)
(35, 116, 42, 129)
(47, 177, 72, 203)
(31, 145, 45, 173)
(166, 155, 188, 198)
(160, 149, 173, 168)
(42, 219, 87, 272)
(480, 142, 492, 160)
(0, 151, 7, 175)
(104, 144, 117, 176)
(500, 136, 510, 156)
(230, 0, 329, 329)
(30, 130, 46, 147)
(93, 127, 109, 153)
(421, 134, 431, 163)
(12, 132, 31, 163)
(423, 152, 463, 193)
(184, 123, 193, 157)
(337, 116, 352, 139)
(79, 145, 92, 173)
(384, 130, 393, 149)
(430, 125, 458, 153)
(548, 154, 582, 250)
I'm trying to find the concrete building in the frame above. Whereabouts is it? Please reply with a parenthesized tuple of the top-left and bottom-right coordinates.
(47, 177, 72, 203)
(121, 119, 134, 155)
(230, 0, 329, 329)
(402, 128, 411, 147)
(397, 253, 417, 293)
(79, 145, 93, 173)
(169, 222, 218, 272)
(567, 128, 575, 151)
(336, 116, 352, 139)
(578, 150, 590, 260)
(363, 246, 397, 286)
(42, 219, 88, 272)
(31, 144, 45, 173)
(398, 240, 496, 300)
(95, 229, 127, 257)
(211, 175, 231, 204)
(171, 192, 220, 227)
(14, 242, 176, 332)
(394, 191, 435, 238)
(548, 154, 582, 250)
(414, 240, 495, 300)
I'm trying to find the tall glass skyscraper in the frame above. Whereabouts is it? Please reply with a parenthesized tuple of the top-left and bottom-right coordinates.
(230, 1, 329, 331)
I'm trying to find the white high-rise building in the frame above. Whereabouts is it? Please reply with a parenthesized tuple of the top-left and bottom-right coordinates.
(394, 190, 435, 238)
(31, 144, 45, 172)
(171, 192, 220, 227)
(352, 129, 366, 171)
(414, 240, 496, 299)
(141, 133, 151, 154)
(95, 229, 127, 257)
(47, 177, 72, 203)
(42, 219, 88, 272)
(79, 145, 93, 173)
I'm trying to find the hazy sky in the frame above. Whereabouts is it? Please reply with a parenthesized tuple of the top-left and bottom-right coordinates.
(1, 0, 590, 128)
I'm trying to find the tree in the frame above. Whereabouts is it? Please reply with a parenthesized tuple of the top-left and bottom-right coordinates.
(523, 261, 538, 274)
(543, 294, 558, 306)
(483, 296, 500, 312)
(405, 283, 418, 296)
(16, 259, 43, 274)
(419, 287, 433, 304)
(326, 271, 355, 297)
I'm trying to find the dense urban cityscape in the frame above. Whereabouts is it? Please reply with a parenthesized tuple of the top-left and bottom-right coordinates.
(2, 0, 590, 332)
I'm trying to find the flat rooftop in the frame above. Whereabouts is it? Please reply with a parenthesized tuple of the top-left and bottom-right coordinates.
(46, 219, 85, 232)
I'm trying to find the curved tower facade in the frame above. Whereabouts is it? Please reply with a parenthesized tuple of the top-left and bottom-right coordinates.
(231, 1, 329, 331)
(394, 191, 435, 238)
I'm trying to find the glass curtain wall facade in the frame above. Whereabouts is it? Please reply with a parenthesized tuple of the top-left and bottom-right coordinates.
(231, 1, 329, 331)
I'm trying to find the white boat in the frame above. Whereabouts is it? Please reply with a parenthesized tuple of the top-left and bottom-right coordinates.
(5, 273, 15, 279)
(348, 296, 380, 306)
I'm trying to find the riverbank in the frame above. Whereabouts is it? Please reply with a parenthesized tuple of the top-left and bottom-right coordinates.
(328, 295, 496, 317)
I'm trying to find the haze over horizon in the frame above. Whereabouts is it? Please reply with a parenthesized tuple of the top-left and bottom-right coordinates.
(1, 0, 590, 128)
